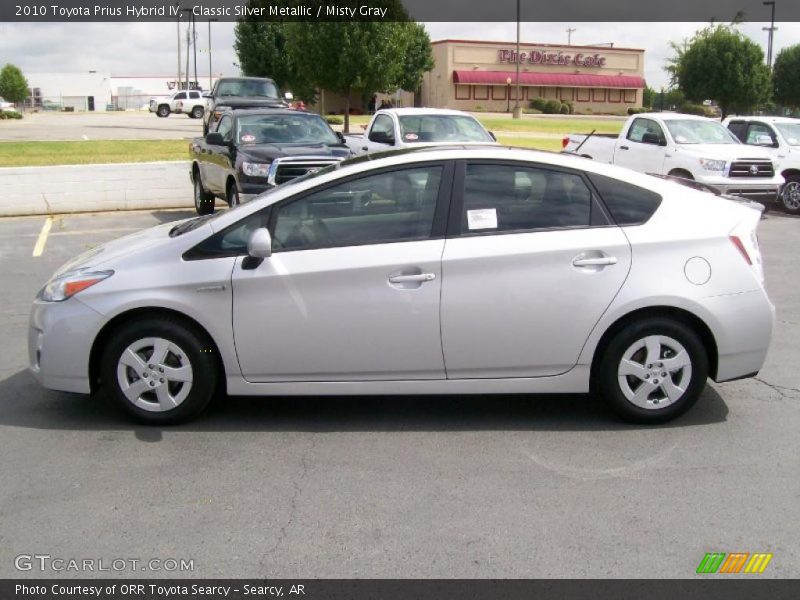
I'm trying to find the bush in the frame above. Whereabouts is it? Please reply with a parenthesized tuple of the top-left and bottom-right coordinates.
(559, 103, 570, 114)
(0, 110, 21, 120)
(679, 102, 708, 116)
(522, 108, 542, 114)
(325, 115, 343, 125)
(627, 107, 648, 115)
(529, 97, 547, 111)
(543, 99, 562, 114)
(562, 100, 574, 114)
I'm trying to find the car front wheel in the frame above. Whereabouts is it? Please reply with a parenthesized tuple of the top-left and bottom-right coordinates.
(191, 106, 204, 119)
(227, 182, 240, 208)
(157, 104, 170, 118)
(194, 173, 215, 215)
(101, 318, 218, 424)
(596, 317, 708, 423)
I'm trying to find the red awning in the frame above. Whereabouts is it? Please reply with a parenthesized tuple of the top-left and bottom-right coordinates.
(453, 70, 645, 89)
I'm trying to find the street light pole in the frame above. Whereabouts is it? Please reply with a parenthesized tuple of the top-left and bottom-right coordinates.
(506, 77, 512, 112)
(208, 18, 217, 91)
(176, 3, 181, 88)
(762, 1, 777, 69)
(566, 27, 576, 45)
(512, 0, 522, 119)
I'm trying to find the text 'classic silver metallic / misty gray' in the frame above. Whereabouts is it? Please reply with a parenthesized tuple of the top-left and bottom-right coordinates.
(28, 146, 774, 424)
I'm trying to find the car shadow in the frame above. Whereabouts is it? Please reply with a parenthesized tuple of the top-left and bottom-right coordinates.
(0, 369, 729, 437)
(148, 209, 197, 224)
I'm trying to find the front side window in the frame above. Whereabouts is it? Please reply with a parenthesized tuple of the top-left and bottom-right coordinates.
(745, 123, 777, 146)
(174, 92, 186, 100)
(627, 118, 665, 145)
(664, 119, 739, 144)
(272, 166, 443, 251)
(369, 115, 395, 144)
(215, 115, 233, 141)
(461, 163, 592, 233)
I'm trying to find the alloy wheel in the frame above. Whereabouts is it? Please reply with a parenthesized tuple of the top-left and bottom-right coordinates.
(782, 181, 800, 212)
(617, 334, 692, 410)
(116, 337, 194, 412)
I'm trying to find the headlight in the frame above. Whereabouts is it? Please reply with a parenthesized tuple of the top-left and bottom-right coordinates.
(242, 161, 270, 177)
(699, 158, 727, 172)
(38, 270, 114, 302)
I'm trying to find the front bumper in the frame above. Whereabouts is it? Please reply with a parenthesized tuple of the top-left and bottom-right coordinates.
(28, 298, 105, 394)
(713, 183, 781, 204)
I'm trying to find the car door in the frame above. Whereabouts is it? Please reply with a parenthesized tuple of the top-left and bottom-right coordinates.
(206, 114, 234, 195)
(440, 161, 632, 378)
(231, 162, 453, 382)
(614, 117, 668, 174)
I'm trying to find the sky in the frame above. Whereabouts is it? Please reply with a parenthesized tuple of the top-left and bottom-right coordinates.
(0, 20, 797, 90)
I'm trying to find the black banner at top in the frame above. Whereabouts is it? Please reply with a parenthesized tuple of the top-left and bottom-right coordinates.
(3, 0, 800, 22)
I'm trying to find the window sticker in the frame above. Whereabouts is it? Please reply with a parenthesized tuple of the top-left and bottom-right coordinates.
(467, 208, 498, 230)
(405, 133, 419, 141)
(241, 134, 256, 143)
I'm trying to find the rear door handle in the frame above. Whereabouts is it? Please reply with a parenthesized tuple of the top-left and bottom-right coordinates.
(572, 256, 617, 267)
(388, 273, 436, 283)
(619, 145, 629, 150)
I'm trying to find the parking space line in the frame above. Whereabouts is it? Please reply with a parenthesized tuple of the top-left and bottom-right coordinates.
(32, 217, 53, 257)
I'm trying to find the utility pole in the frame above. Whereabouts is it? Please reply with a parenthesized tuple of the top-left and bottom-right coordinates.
(512, 0, 522, 119)
(566, 27, 576, 45)
(176, 3, 181, 88)
(192, 11, 198, 90)
(208, 18, 217, 92)
(762, 1, 777, 69)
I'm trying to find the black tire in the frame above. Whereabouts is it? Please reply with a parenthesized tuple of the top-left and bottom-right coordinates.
(780, 176, 800, 215)
(100, 317, 218, 425)
(157, 104, 170, 118)
(596, 317, 709, 424)
(191, 105, 204, 119)
(203, 121, 209, 136)
(194, 171, 215, 216)
(227, 181, 240, 208)
(668, 169, 694, 181)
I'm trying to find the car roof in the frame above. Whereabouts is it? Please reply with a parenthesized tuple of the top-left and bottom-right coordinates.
(378, 107, 480, 117)
(636, 112, 714, 121)
(217, 76, 276, 82)
(727, 115, 800, 124)
(224, 108, 318, 118)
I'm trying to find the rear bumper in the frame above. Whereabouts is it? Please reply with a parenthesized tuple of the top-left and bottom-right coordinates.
(705, 288, 775, 382)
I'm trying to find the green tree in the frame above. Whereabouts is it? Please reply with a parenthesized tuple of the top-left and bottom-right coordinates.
(234, 18, 315, 103)
(666, 25, 770, 118)
(642, 86, 656, 109)
(0, 64, 29, 105)
(396, 22, 435, 96)
(773, 44, 800, 110)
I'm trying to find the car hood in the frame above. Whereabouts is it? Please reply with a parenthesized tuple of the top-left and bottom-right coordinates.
(52, 220, 182, 276)
(238, 144, 351, 161)
(674, 143, 774, 161)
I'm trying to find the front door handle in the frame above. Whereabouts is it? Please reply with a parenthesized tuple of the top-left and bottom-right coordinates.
(572, 256, 617, 267)
(388, 273, 436, 284)
(619, 145, 629, 150)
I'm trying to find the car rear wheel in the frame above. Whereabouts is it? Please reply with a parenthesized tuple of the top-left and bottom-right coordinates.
(227, 182, 240, 208)
(191, 105, 204, 119)
(157, 104, 170, 118)
(781, 177, 800, 214)
(194, 172, 215, 216)
(101, 318, 218, 424)
(597, 317, 708, 423)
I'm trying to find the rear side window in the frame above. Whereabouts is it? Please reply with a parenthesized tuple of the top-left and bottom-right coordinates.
(588, 174, 662, 226)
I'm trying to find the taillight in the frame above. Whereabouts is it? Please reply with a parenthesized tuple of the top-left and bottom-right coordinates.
(562, 136, 570, 149)
(729, 235, 752, 265)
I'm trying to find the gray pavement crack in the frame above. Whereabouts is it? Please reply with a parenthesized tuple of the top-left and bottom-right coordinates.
(753, 376, 800, 398)
(260, 436, 316, 572)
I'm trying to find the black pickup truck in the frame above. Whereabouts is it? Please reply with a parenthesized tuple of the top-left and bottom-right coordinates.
(203, 76, 291, 135)
(190, 108, 352, 215)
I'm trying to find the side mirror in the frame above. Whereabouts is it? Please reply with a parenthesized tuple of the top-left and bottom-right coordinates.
(284, 91, 294, 101)
(369, 131, 395, 145)
(248, 228, 272, 259)
(336, 131, 345, 144)
(205, 132, 225, 146)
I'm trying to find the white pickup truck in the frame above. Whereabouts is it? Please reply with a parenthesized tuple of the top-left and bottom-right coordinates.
(148, 90, 207, 119)
(723, 116, 800, 214)
(344, 108, 498, 155)
(562, 112, 783, 206)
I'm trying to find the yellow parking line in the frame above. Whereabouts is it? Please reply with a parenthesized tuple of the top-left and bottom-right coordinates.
(32, 216, 53, 257)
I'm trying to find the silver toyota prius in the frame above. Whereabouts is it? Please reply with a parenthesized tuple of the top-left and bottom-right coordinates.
(29, 147, 774, 424)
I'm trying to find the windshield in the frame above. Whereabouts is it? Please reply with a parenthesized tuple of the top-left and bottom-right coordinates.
(236, 113, 340, 145)
(217, 79, 278, 98)
(665, 119, 739, 144)
(397, 115, 493, 143)
(775, 123, 800, 146)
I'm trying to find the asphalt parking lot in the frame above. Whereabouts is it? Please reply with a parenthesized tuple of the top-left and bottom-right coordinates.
(0, 208, 798, 578)
(0, 111, 203, 141)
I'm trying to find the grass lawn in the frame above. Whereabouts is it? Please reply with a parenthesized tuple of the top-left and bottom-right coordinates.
(495, 136, 564, 152)
(0, 140, 189, 167)
(477, 116, 624, 135)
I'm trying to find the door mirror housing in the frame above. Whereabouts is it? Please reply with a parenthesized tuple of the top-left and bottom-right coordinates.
(336, 131, 346, 144)
(205, 132, 226, 146)
(247, 228, 272, 259)
(641, 132, 666, 146)
(369, 130, 395, 145)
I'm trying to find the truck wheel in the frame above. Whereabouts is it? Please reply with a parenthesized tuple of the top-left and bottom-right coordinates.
(157, 104, 170, 118)
(194, 172, 215, 216)
(668, 169, 694, 181)
(227, 182, 240, 208)
(191, 106, 204, 119)
(781, 176, 800, 215)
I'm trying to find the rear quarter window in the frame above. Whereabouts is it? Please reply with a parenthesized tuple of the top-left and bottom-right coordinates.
(588, 173, 662, 225)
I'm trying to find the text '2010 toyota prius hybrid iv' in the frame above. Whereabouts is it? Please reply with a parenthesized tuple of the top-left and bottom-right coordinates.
(29, 147, 774, 425)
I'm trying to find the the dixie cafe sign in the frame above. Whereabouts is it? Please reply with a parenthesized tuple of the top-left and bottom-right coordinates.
(498, 49, 607, 67)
